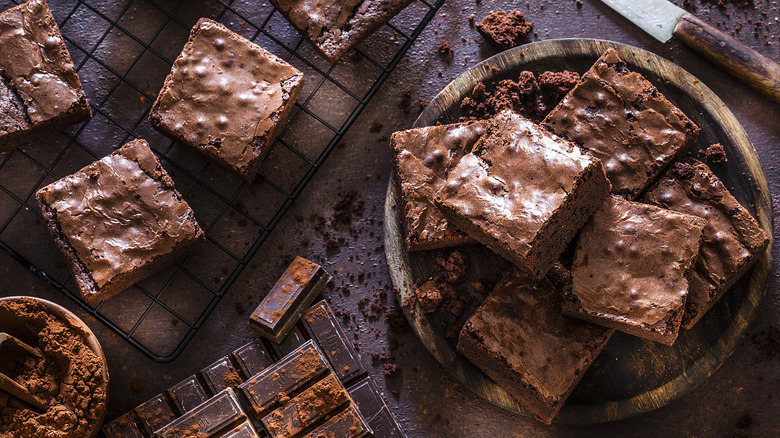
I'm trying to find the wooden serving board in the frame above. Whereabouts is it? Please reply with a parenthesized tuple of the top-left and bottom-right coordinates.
(383, 39, 773, 424)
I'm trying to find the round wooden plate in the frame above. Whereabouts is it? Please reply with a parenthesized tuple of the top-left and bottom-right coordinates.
(383, 39, 773, 424)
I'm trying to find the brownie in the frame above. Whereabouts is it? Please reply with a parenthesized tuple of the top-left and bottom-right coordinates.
(457, 268, 613, 424)
(643, 159, 769, 328)
(434, 109, 610, 279)
(269, 0, 415, 63)
(0, 0, 91, 151)
(390, 120, 487, 251)
(542, 48, 700, 200)
(35, 139, 204, 304)
(149, 18, 303, 181)
(475, 10, 534, 50)
(566, 196, 706, 345)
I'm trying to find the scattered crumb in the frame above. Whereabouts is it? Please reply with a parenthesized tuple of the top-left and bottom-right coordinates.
(398, 88, 412, 109)
(415, 281, 444, 313)
(383, 363, 401, 377)
(705, 143, 727, 164)
(433, 250, 469, 285)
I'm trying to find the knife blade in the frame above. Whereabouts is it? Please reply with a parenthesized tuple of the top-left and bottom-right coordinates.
(601, 0, 780, 102)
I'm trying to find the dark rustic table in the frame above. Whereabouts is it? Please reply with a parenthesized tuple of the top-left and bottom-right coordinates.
(1, 1, 778, 437)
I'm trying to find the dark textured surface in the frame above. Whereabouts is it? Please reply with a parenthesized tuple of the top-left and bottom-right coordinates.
(0, 1, 778, 437)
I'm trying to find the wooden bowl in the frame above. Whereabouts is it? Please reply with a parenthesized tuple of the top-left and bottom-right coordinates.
(0, 296, 110, 438)
(384, 39, 773, 424)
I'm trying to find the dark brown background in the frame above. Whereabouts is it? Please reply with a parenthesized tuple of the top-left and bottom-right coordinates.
(1, 1, 778, 437)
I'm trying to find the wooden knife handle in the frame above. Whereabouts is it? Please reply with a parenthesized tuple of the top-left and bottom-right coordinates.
(674, 13, 780, 103)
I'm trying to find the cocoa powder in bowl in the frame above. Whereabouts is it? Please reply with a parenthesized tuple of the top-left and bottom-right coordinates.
(0, 297, 108, 438)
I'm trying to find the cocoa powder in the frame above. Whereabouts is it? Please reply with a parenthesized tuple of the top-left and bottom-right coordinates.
(0, 298, 106, 438)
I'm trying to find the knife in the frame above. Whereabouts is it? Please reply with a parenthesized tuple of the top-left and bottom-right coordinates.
(601, 0, 780, 103)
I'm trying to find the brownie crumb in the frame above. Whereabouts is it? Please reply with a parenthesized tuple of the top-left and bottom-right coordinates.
(331, 190, 356, 224)
(476, 10, 534, 50)
(383, 363, 401, 377)
(398, 88, 412, 109)
(415, 280, 444, 313)
(460, 70, 579, 123)
(437, 41, 453, 55)
(369, 120, 384, 133)
(433, 250, 469, 285)
(705, 143, 727, 164)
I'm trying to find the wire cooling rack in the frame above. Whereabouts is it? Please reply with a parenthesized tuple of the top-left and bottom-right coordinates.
(0, 0, 443, 362)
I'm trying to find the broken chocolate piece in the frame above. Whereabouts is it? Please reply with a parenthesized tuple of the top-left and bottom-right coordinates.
(250, 257, 332, 343)
(306, 404, 372, 438)
(156, 388, 248, 438)
(303, 300, 366, 384)
(167, 375, 209, 415)
(347, 378, 407, 438)
(133, 394, 176, 436)
(200, 356, 243, 395)
(102, 412, 145, 438)
(231, 342, 273, 379)
(222, 420, 261, 438)
(261, 374, 349, 438)
(238, 340, 330, 417)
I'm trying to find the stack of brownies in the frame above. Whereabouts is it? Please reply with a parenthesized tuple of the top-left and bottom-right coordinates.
(390, 48, 769, 424)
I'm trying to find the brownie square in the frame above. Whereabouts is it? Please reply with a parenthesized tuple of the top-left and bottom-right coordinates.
(269, 0, 415, 62)
(643, 159, 770, 329)
(149, 18, 304, 181)
(434, 109, 610, 279)
(390, 120, 487, 252)
(0, 0, 91, 151)
(36, 139, 204, 304)
(458, 268, 613, 424)
(542, 48, 700, 200)
(566, 196, 706, 345)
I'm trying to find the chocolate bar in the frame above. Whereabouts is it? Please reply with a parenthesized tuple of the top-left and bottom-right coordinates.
(133, 394, 176, 436)
(261, 374, 350, 438)
(306, 404, 372, 438)
(238, 340, 330, 417)
(103, 412, 145, 438)
(348, 378, 407, 438)
(303, 300, 366, 384)
(167, 375, 208, 415)
(200, 356, 242, 395)
(250, 257, 332, 343)
(222, 420, 261, 438)
(231, 342, 272, 379)
(155, 388, 251, 438)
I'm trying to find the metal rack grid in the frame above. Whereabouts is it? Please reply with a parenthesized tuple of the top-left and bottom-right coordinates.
(0, 0, 444, 362)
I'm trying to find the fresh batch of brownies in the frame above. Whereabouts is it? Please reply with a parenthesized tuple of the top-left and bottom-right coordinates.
(390, 49, 769, 423)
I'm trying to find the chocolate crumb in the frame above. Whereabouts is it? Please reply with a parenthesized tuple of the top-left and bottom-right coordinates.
(383, 363, 401, 377)
(705, 143, 728, 164)
(433, 250, 469, 285)
(415, 281, 444, 313)
(398, 88, 412, 109)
